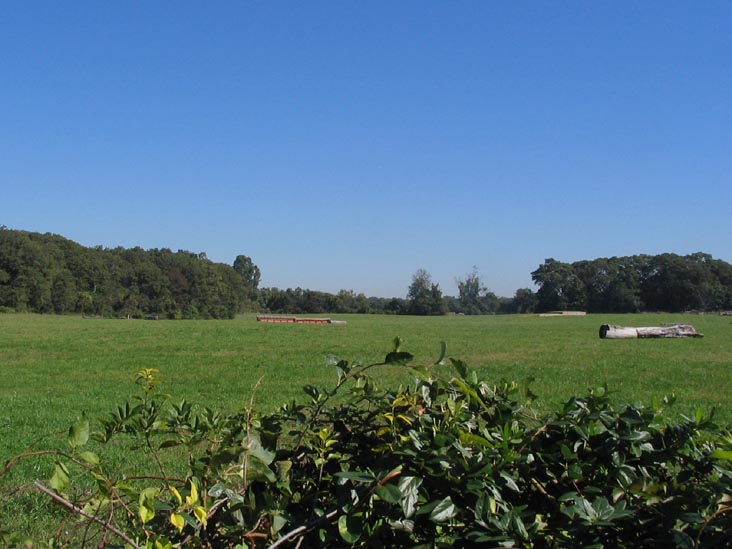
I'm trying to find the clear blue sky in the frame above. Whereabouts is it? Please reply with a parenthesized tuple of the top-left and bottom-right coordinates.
(2, 2, 730, 298)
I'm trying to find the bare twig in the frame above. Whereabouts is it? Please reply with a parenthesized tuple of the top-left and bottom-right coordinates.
(33, 482, 141, 549)
(144, 432, 172, 492)
(120, 474, 187, 484)
(696, 504, 732, 545)
(2, 450, 61, 478)
(267, 508, 339, 549)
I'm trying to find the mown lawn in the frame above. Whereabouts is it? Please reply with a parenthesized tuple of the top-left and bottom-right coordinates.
(1, 312, 731, 536)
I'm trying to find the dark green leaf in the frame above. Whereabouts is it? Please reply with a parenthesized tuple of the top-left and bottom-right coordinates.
(434, 341, 447, 365)
(385, 351, 414, 365)
(245, 455, 276, 483)
(450, 358, 468, 378)
(303, 385, 320, 400)
(375, 484, 402, 504)
(334, 471, 375, 484)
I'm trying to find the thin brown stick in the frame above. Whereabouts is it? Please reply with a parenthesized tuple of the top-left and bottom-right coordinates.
(696, 504, 732, 545)
(267, 508, 339, 549)
(144, 432, 172, 492)
(33, 482, 141, 549)
(2, 450, 60, 478)
(120, 474, 187, 483)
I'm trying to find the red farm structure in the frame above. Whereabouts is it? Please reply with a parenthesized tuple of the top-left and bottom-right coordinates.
(256, 315, 346, 325)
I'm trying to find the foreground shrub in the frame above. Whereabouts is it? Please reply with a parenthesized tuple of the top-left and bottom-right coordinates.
(3, 339, 732, 547)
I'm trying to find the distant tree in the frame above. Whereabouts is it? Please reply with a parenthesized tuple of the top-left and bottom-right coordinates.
(513, 287, 538, 313)
(407, 269, 433, 315)
(444, 295, 461, 314)
(456, 267, 485, 314)
(233, 254, 261, 309)
(455, 267, 500, 314)
(353, 292, 370, 314)
(498, 288, 538, 314)
(233, 255, 261, 292)
(406, 269, 447, 315)
(335, 289, 370, 314)
(642, 253, 717, 312)
(531, 259, 587, 312)
(373, 297, 405, 315)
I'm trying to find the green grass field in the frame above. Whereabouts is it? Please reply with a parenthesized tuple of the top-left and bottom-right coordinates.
(1, 312, 731, 536)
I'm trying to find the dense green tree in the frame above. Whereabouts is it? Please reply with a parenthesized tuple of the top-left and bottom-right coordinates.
(406, 269, 448, 315)
(334, 289, 370, 313)
(456, 267, 500, 314)
(259, 287, 371, 315)
(498, 287, 538, 314)
(233, 254, 260, 306)
(367, 296, 406, 314)
(531, 258, 587, 312)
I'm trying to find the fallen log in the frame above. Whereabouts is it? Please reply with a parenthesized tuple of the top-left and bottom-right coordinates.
(599, 323, 703, 339)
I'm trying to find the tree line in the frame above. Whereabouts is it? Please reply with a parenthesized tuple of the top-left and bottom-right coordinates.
(0, 227, 536, 318)
(531, 253, 732, 313)
(2, 227, 731, 317)
(0, 228, 259, 319)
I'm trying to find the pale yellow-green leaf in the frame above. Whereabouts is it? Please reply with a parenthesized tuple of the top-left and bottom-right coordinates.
(170, 512, 185, 532)
(139, 501, 155, 524)
(194, 505, 208, 525)
(186, 481, 198, 506)
(169, 486, 182, 506)
(139, 487, 158, 524)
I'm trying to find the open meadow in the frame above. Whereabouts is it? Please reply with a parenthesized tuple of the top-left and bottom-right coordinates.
(2, 312, 732, 536)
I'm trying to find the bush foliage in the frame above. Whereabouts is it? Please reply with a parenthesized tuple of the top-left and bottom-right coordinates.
(3, 340, 732, 548)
